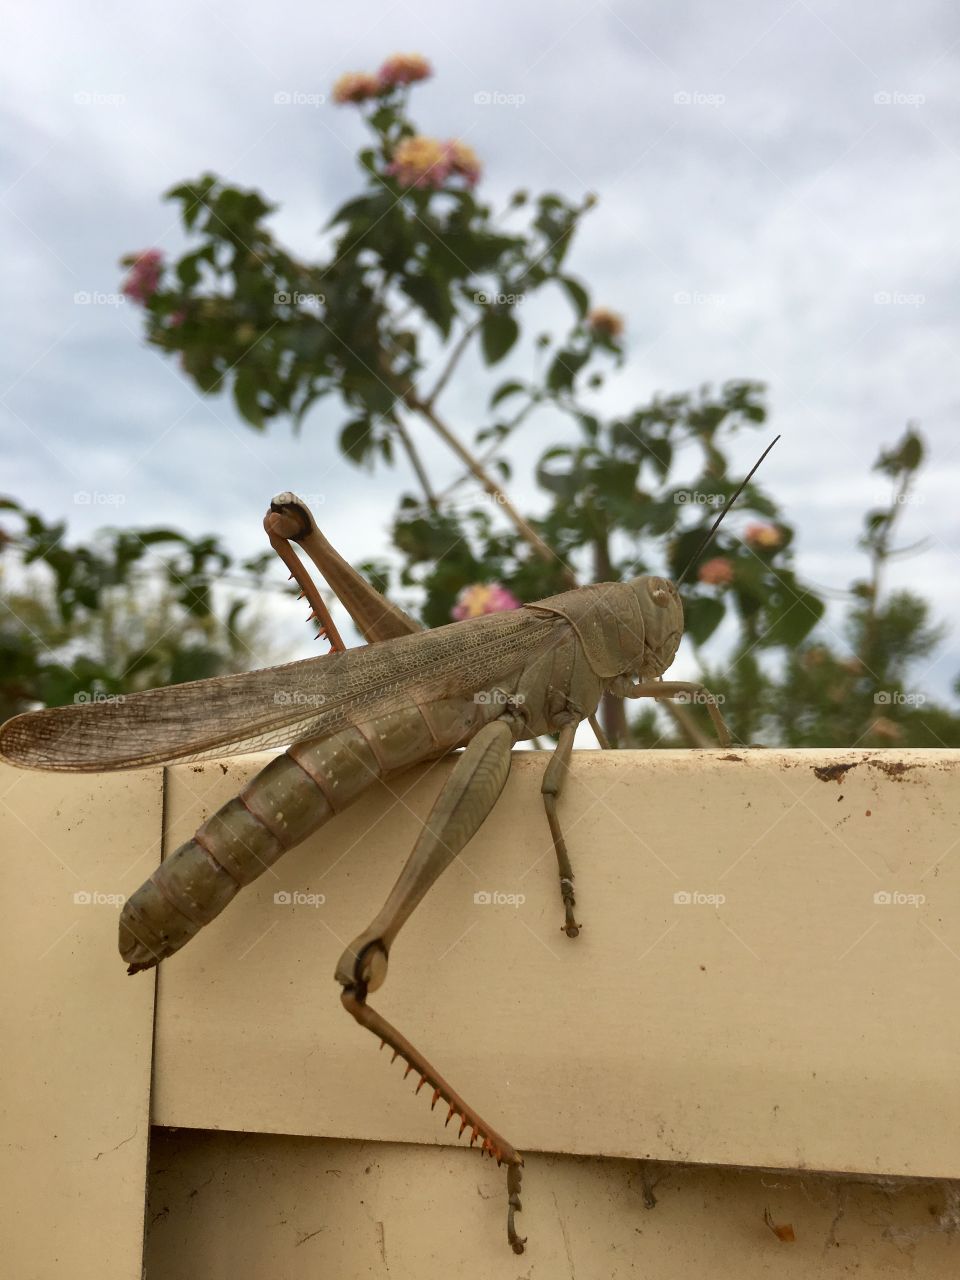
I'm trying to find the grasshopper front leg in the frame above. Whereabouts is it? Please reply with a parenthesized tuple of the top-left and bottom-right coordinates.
(611, 678, 732, 746)
(335, 711, 527, 1254)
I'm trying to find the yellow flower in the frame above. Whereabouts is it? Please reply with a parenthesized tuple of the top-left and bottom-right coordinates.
(332, 72, 382, 105)
(387, 135, 449, 188)
(587, 307, 624, 339)
(445, 140, 481, 186)
(379, 53, 432, 88)
(744, 522, 782, 550)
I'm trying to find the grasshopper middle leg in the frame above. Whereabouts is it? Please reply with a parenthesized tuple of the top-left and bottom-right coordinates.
(541, 721, 581, 938)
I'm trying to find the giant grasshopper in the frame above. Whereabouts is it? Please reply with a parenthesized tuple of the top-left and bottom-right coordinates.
(0, 468, 756, 1251)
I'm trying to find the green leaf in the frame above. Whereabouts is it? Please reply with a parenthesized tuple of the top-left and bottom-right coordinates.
(547, 348, 588, 393)
(176, 255, 202, 288)
(762, 590, 825, 647)
(559, 275, 589, 318)
(233, 370, 265, 428)
(480, 312, 520, 365)
(646, 437, 673, 481)
(683, 595, 725, 645)
(339, 418, 375, 467)
(401, 273, 456, 339)
(489, 379, 525, 408)
(324, 191, 392, 231)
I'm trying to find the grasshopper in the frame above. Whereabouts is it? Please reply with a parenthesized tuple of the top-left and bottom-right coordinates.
(0, 482, 743, 1252)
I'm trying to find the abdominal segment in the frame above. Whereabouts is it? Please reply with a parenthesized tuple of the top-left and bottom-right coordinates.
(118, 696, 493, 972)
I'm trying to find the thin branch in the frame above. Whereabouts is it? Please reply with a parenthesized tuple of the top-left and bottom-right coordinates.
(432, 398, 542, 503)
(393, 419, 438, 509)
(423, 319, 481, 409)
(408, 395, 576, 586)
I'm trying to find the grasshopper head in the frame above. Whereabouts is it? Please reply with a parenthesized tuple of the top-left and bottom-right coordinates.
(627, 576, 683, 678)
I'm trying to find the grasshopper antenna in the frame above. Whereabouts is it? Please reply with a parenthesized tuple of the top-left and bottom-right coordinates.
(676, 434, 781, 585)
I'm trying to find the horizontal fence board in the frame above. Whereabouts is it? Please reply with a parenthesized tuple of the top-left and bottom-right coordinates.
(145, 1128, 960, 1278)
(151, 748, 960, 1179)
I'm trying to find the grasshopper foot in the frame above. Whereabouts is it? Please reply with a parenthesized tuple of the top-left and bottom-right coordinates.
(560, 876, 580, 938)
(507, 1161, 526, 1253)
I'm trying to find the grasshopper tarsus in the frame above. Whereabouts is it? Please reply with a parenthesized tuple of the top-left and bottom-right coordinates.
(507, 1164, 526, 1254)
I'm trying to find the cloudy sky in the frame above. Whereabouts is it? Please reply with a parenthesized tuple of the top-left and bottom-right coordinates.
(2, 1, 958, 699)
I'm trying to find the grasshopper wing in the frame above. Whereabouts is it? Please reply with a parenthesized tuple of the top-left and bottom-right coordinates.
(0, 607, 564, 772)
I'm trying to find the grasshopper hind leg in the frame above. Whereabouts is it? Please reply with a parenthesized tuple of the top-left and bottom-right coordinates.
(334, 715, 527, 1252)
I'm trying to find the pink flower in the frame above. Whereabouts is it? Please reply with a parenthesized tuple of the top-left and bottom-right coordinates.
(121, 249, 164, 304)
(452, 583, 522, 620)
(698, 557, 734, 586)
(744, 522, 782, 550)
(444, 139, 481, 186)
(332, 72, 382, 105)
(387, 135, 451, 188)
(378, 53, 432, 89)
(386, 135, 483, 190)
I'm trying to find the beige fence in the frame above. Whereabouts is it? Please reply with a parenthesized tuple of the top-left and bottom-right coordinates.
(3, 748, 960, 1276)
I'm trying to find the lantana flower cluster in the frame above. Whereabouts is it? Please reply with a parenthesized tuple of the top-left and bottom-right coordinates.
(120, 249, 164, 303)
(332, 53, 432, 105)
(387, 136, 481, 189)
(743, 522, 782, 549)
(451, 583, 521, 620)
(698, 557, 734, 586)
(587, 307, 624, 340)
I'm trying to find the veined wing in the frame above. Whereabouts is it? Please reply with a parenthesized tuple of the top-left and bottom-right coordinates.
(0, 608, 564, 771)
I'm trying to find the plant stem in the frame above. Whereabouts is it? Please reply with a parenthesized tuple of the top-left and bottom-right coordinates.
(424, 320, 481, 409)
(393, 419, 438, 509)
(408, 395, 576, 585)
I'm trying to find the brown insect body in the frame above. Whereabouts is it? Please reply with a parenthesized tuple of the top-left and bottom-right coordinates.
(0, 493, 726, 1255)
